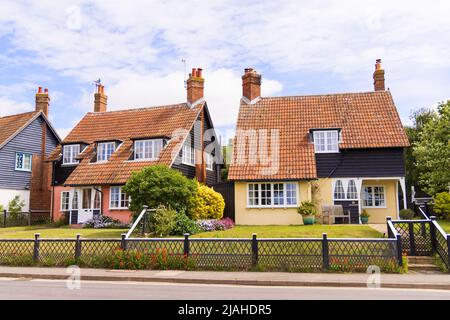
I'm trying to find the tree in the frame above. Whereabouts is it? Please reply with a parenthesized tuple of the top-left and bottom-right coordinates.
(404, 108, 434, 194)
(413, 101, 450, 196)
(123, 165, 197, 218)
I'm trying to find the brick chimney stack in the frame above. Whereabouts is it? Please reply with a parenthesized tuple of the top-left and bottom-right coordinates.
(242, 68, 262, 103)
(35, 87, 50, 117)
(373, 59, 385, 91)
(94, 84, 108, 112)
(187, 68, 204, 107)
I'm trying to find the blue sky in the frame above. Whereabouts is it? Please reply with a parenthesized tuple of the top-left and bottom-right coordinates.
(0, 0, 449, 143)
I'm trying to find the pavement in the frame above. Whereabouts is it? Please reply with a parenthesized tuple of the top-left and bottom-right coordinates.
(0, 266, 449, 291)
(2, 278, 450, 300)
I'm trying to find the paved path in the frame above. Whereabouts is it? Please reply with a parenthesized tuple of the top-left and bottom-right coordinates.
(1, 278, 449, 300)
(368, 224, 388, 234)
(0, 266, 449, 290)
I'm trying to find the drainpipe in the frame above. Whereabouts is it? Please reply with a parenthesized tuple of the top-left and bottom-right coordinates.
(50, 160, 57, 222)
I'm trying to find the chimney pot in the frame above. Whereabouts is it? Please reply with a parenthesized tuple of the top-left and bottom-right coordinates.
(94, 85, 108, 112)
(373, 59, 385, 91)
(38, 87, 43, 93)
(187, 67, 205, 106)
(44, 88, 48, 94)
(242, 68, 261, 102)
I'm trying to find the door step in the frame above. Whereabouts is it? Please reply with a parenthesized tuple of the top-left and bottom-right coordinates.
(407, 256, 441, 273)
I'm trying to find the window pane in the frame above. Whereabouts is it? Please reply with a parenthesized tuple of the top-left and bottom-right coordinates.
(248, 183, 259, 206)
(363, 187, 373, 207)
(82, 189, 92, 209)
(273, 184, 284, 205)
(334, 180, 345, 199)
(72, 191, 78, 210)
(346, 180, 358, 199)
(261, 183, 272, 206)
(110, 187, 120, 208)
(374, 186, 385, 207)
(286, 183, 297, 205)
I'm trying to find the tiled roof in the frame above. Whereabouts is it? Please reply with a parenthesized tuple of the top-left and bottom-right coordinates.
(0, 111, 39, 149)
(49, 103, 203, 185)
(228, 91, 410, 181)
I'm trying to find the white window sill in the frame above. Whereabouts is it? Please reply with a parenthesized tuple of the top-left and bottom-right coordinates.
(315, 151, 340, 154)
(182, 161, 196, 167)
(246, 205, 298, 209)
(15, 168, 31, 172)
(62, 163, 79, 166)
(333, 198, 359, 201)
(127, 159, 158, 162)
(362, 206, 387, 209)
(109, 207, 130, 211)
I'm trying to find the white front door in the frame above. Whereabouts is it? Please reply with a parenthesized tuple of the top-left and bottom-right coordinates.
(78, 188, 94, 223)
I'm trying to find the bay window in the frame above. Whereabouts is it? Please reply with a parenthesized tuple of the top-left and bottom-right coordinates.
(134, 139, 163, 160)
(247, 182, 298, 208)
(313, 130, 339, 153)
(63, 144, 80, 165)
(97, 142, 115, 162)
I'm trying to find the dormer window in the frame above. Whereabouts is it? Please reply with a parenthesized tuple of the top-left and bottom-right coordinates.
(313, 130, 339, 153)
(63, 144, 80, 165)
(134, 139, 163, 160)
(97, 142, 115, 162)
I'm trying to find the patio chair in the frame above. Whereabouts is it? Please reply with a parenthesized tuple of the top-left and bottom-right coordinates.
(321, 205, 334, 225)
(331, 205, 351, 224)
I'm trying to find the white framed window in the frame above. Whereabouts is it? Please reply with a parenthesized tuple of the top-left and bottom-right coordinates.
(333, 180, 346, 200)
(63, 144, 80, 165)
(61, 191, 70, 211)
(15, 152, 32, 171)
(110, 187, 130, 209)
(247, 182, 298, 208)
(182, 143, 195, 166)
(333, 179, 359, 201)
(97, 142, 115, 162)
(134, 139, 163, 160)
(362, 186, 385, 208)
(313, 130, 339, 153)
(205, 153, 214, 170)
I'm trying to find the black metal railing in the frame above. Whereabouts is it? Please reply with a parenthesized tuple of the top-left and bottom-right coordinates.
(0, 232, 403, 272)
(2, 210, 51, 228)
(430, 217, 450, 269)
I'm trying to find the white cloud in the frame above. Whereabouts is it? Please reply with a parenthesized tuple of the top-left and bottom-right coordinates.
(0, 0, 449, 126)
(0, 96, 33, 116)
(105, 68, 282, 128)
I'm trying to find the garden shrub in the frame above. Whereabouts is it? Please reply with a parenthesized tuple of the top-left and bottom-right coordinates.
(196, 218, 235, 232)
(83, 215, 129, 229)
(150, 205, 177, 237)
(7, 196, 25, 222)
(297, 201, 317, 216)
(123, 165, 197, 219)
(172, 211, 201, 235)
(433, 192, 450, 219)
(399, 209, 415, 220)
(189, 184, 225, 220)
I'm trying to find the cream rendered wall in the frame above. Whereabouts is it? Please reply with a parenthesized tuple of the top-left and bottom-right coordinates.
(361, 179, 398, 223)
(311, 178, 333, 216)
(0, 189, 30, 211)
(234, 181, 311, 225)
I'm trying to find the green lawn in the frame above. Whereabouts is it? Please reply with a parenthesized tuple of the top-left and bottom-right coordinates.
(0, 225, 128, 239)
(194, 225, 382, 239)
(0, 224, 382, 239)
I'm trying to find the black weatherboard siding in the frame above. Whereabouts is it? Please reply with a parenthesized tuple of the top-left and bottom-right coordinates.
(315, 148, 405, 178)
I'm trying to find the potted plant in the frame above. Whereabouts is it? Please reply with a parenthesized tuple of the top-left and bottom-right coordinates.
(360, 210, 370, 224)
(297, 201, 317, 225)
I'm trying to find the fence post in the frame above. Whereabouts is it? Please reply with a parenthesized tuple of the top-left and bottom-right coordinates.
(121, 234, 127, 250)
(386, 217, 392, 238)
(322, 233, 329, 270)
(424, 201, 429, 216)
(396, 233, 403, 267)
(28, 210, 31, 226)
(33, 233, 40, 262)
(408, 222, 416, 256)
(251, 234, 258, 268)
(429, 216, 437, 254)
(3, 210, 6, 228)
(75, 234, 81, 261)
(184, 234, 190, 257)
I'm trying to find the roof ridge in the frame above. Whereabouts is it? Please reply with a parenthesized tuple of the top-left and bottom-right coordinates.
(86, 103, 191, 116)
(0, 110, 37, 120)
(257, 90, 390, 100)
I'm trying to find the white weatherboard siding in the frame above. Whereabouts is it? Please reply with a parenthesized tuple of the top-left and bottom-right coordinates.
(0, 189, 30, 211)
